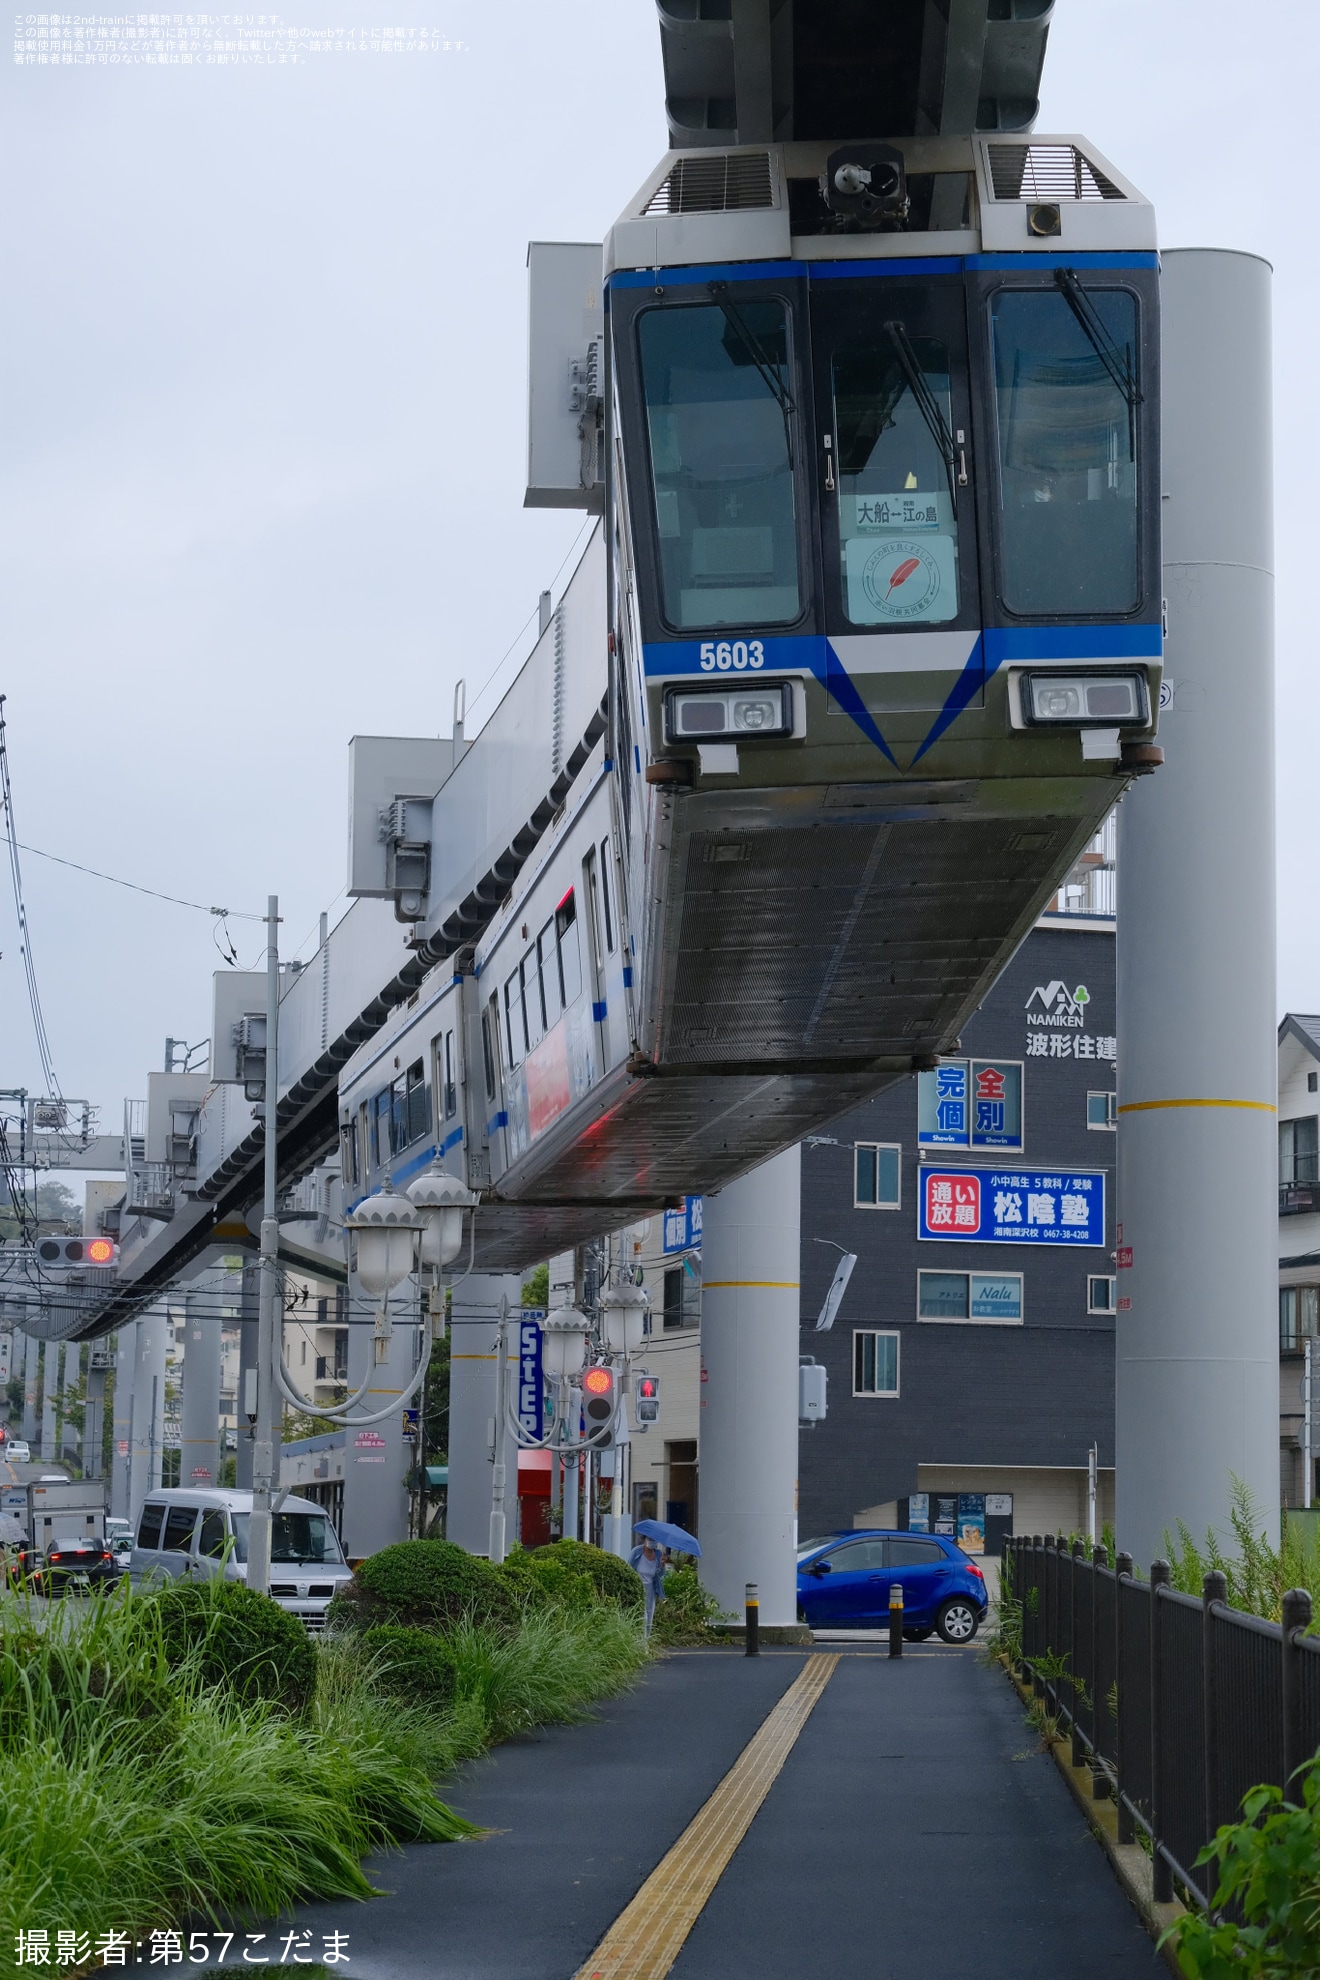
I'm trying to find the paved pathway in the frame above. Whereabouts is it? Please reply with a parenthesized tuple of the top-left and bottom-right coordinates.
(281, 1645, 1161, 1979)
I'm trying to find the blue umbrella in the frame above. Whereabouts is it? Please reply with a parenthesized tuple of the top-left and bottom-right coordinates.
(632, 1518, 701, 1557)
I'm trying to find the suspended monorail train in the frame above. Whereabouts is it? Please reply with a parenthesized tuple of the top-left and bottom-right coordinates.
(340, 132, 1161, 1266)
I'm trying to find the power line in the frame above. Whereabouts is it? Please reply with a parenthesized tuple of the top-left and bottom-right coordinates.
(0, 831, 262, 921)
(0, 698, 59, 1097)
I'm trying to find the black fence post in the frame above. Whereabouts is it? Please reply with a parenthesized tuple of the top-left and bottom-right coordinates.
(1150, 1559, 1173, 1902)
(1282, 1586, 1314, 1798)
(1070, 1539, 1086, 1766)
(1092, 1544, 1108, 1797)
(1037, 1535, 1053, 1696)
(1115, 1551, 1134, 1843)
(1202, 1569, 1227, 1849)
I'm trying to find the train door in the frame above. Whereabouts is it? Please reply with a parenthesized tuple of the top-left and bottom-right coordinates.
(808, 271, 982, 712)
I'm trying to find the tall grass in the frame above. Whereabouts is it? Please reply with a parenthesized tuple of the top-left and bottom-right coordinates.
(1164, 1477, 1320, 1627)
(444, 1602, 649, 1743)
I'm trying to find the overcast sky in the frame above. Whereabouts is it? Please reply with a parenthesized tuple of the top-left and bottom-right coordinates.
(0, 1, 1314, 1132)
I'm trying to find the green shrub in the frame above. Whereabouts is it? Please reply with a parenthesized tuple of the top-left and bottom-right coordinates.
(546, 1540, 644, 1612)
(331, 1539, 518, 1636)
(649, 1565, 732, 1645)
(150, 1578, 318, 1715)
(1163, 1755, 1320, 1976)
(361, 1626, 458, 1712)
(499, 1540, 642, 1616)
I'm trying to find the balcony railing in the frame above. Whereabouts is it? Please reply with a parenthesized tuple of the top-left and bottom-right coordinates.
(1279, 1179, 1320, 1215)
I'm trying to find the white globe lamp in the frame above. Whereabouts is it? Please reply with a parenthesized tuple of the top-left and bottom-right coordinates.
(541, 1307, 590, 1379)
(346, 1190, 422, 1295)
(600, 1283, 650, 1355)
(407, 1164, 478, 1268)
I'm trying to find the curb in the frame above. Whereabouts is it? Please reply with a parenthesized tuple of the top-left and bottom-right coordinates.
(1002, 1660, 1186, 1975)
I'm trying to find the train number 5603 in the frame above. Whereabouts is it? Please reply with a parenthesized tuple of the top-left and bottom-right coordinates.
(699, 639, 765, 672)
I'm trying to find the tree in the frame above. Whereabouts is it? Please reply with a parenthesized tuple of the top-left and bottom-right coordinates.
(0, 1177, 81, 1242)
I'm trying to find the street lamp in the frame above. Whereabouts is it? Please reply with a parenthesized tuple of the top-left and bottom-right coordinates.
(407, 1164, 478, 1269)
(600, 1282, 650, 1355)
(345, 1189, 422, 1363)
(541, 1306, 590, 1379)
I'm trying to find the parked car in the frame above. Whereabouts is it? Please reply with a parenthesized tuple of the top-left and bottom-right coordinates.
(797, 1530, 987, 1642)
(44, 1535, 118, 1596)
(6, 1441, 31, 1465)
(131, 1488, 352, 1628)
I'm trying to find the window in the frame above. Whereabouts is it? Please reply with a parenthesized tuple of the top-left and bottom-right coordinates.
(888, 1536, 942, 1566)
(1087, 1091, 1118, 1130)
(525, 934, 550, 1049)
(663, 1261, 701, 1331)
(404, 1060, 429, 1145)
(1310, 1072, 1318, 1094)
(504, 969, 526, 1068)
(989, 285, 1140, 616)
(823, 1537, 889, 1571)
(853, 1330, 900, 1396)
(442, 1031, 457, 1121)
(1279, 1116, 1319, 1185)
(854, 1143, 901, 1209)
(136, 1502, 165, 1550)
(556, 891, 583, 1007)
(918, 1270, 1023, 1324)
(162, 1505, 198, 1553)
(1280, 1286, 1320, 1350)
(369, 1090, 388, 1168)
(638, 301, 801, 630)
(341, 1117, 359, 1189)
(357, 1101, 370, 1178)
(1088, 1275, 1116, 1314)
(198, 1510, 226, 1558)
(600, 839, 616, 953)
(917, 1060, 1023, 1151)
(482, 1000, 498, 1099)
(832, 329, 959, 626)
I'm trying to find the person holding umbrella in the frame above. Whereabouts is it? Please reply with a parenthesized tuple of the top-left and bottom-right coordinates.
(630, 1517, 701, 1638)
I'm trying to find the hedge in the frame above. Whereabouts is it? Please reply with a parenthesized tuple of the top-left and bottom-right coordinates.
(329, 1540, 519, 1635)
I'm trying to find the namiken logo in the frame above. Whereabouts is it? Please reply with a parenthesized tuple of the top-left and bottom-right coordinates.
(1025, 981, 1090, 1029)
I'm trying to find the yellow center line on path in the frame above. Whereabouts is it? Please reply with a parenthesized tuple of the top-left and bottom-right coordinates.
(573, 1653, 839, 1980)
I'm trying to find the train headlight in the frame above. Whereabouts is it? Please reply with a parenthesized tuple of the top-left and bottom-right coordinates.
(1022, 671, 1149, 728)
(664, 682, 793, 744)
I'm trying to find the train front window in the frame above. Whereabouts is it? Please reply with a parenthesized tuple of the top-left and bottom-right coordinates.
(831, 329, 959, 625)
(638, 301, 801, 630)
(990, 285, 1140, 616)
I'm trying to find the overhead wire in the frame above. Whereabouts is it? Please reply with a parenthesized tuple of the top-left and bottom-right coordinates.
(0, 833, 263, 922)
(0, 699, 60, 1099)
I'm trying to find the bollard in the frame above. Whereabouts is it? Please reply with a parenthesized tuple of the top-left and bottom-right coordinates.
(744, 1582, 760, 1658)
(889, 1582, 903, 1658)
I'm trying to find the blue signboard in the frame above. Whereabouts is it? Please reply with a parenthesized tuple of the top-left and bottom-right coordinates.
(663, 1196, 703, 1254)
(517, 1315, 544, 1437)
(917, 1060, 1023, 1150)
(918, 1166, 1104, 1245)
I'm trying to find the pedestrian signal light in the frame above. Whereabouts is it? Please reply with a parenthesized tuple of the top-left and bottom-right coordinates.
(636, 1374, 661, 1424)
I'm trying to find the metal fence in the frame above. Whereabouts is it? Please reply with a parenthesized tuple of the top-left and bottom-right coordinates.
(1006, 1534, 1320, 1906)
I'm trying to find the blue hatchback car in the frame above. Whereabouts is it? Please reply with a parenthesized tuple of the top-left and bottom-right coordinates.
(797, 1529, 987, 1642)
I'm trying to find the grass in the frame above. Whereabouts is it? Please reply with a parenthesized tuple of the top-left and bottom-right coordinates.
(0, 1566, 653, 1974)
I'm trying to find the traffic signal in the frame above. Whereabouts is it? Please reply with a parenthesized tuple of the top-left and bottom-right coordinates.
(635, 1373, 661, 1425)
(581, 1363, 619, 1447)
(36, 1237, 118, 1267)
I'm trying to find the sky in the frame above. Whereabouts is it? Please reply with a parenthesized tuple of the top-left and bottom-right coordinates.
(0, 0, 1315, 1131)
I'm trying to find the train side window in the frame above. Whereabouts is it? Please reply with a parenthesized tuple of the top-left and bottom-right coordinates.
(600, 839, 615, 952)
(504, 970, 525, 1068)
(988, 285, 1140, 615)
(537, 920, 560, 1026)
(482, 1001, 498, 1100)
(389, 1078, 408, 1156)
(556, 891, 582, 1007)
(637, 301, 802, 631)
(370, 1090, 390, 1168)
(341, 1119, 359, 1189)
(357, 1101, 370, 1179)
(443, 1031, 457, 1120)
(523, 942, 548, 1051)
(405, 1060, 428, 1144)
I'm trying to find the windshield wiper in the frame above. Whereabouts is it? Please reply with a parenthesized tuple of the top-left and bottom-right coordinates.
(714, 297, 797, 467)
(1053, 266, 1141, 457)
(882, 319, 958, 512)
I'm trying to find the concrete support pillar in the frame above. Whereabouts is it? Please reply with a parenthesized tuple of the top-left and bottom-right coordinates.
(338, 1275, 417, 1562)
(697, 1143, 801, 1626)
(128, 1304, 168, 1528)
(40, 1340, 59, 1464)
(110, 1326, 134, 1521)
(21, 1332, 40, 1445)
(61, 1342, 82, 1466)
(446, 1273, 520, 1555)
(179, 1291, 222, 1491)
(1116, 249, 1278, 1567)
(235, 1262, 259, 1489)
(83, 1352, 107, 1482)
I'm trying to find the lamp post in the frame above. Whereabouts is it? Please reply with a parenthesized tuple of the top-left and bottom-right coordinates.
(346, 1190, 423, 1364)
(542, 1307, 589, 1542)
(248, 896, 281, 1598)
(600, 1284, 650, 1557)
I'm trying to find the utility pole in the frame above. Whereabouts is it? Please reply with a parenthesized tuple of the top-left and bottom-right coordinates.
(248, 895, 281, 1596)
(1304, 1336, 1313, 1513)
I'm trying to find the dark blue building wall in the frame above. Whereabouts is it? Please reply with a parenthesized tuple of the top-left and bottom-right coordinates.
(798, 922, 1116, 1535)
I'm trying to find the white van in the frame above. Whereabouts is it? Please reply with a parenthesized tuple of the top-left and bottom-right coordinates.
(130, 1487, 353, 1629)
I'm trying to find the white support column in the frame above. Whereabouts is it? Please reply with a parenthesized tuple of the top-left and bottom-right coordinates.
(83, 1348, 107, 1482)
(1116, 248, 1278, 1568)
(338, 1272, 417, 1562)
(179, 1291, 223, 1491)
(446, 1274, 520, 1555)
(40, 1340, 59, 1464)
(21, 1331, 40, 1445)
(61, 1342, 82, 1466)
(110, 1327, 134, 1521)
(128, 1304, 168, 1528)
(697, 1144, 801, 1626)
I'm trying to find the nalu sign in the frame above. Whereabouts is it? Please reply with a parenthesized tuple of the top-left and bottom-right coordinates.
(917, 1060, 1023, 1151)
